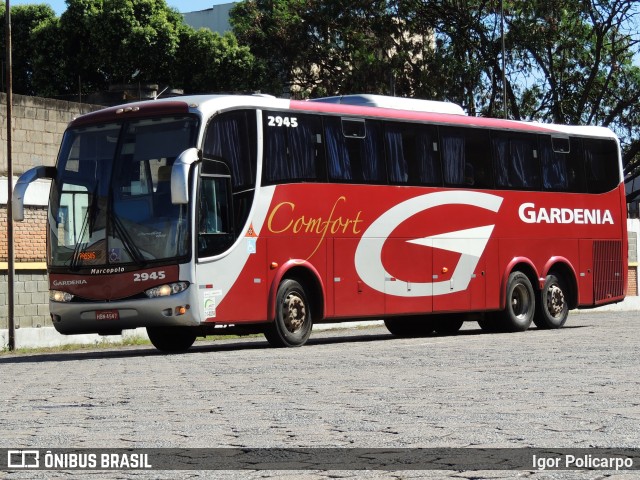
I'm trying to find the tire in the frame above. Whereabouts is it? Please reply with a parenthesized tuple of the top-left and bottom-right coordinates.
(498, 271, 535, 332)
(264, 279, 313, 347)
(432, 315, 464, 335)
(384, 317, 435, 337)
(534, 273, 569, 329)
(147, 326, 197, 353)
(477, 314, 502, 333)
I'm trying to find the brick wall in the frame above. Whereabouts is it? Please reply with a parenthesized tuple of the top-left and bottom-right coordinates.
(628, 267, 638, 296)
(0, 205, 47, 262)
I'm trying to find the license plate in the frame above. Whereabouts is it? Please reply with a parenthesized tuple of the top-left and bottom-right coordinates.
(96, 310, 119, 321)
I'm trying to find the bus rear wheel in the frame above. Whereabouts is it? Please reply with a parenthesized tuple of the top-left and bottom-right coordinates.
(534, 274, 569, 329)
(498, 271, 535, 332)
(264, 279, 313, 347)
(147, 326, 197, 353)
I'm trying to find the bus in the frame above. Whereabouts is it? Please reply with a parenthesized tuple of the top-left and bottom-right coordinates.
(12, 94, 627, 352)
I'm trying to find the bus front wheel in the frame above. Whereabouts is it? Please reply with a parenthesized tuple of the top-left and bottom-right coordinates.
(534, 274, 569, 329)
(499, 271, 535, 332)
(264, 279, 313, 347)
(147, 326, 197, 353)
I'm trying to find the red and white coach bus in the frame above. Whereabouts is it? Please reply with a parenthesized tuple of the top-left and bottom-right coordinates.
(12, 94, 627, 352)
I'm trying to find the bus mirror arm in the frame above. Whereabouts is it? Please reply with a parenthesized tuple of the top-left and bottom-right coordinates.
(12, 166, 55, 221)
(171, 148, 200, 205)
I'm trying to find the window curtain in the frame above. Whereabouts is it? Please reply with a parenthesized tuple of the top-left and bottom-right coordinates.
(492, 137, 509, 187)
(416, 130, 440, 184)
(288, 120, 316, 179)
(385, 128, 408, 183)
(207, 117, 245, 187)
(541, 144, 568, 190)
(324, 119, 351, 180)
(442, 134, 465, 185)
(264, 127, 289, 182)
(362, 122, 383, 182)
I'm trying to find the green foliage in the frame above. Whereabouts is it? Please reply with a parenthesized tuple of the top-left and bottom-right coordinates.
(0, 0, 258, 97)
(176, 28, 258, 93)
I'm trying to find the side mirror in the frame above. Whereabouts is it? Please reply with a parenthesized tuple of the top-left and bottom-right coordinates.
(12, 166, 55, 221)
(171, 148, 199, 205)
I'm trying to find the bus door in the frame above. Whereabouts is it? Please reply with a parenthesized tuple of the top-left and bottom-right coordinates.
(195, 158, 266, 323)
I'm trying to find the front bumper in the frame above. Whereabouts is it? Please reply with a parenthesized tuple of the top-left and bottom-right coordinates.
(49, 288, 198, 334)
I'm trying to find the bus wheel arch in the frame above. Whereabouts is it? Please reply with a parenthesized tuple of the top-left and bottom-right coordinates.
(265, 262, 324, 347)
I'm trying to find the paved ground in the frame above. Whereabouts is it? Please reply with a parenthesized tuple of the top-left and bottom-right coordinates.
(0, 310, 638, 479)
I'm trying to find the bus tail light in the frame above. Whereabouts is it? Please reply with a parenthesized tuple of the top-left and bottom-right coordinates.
(145, 282, 189, 299)
(50, 290, 74, 302)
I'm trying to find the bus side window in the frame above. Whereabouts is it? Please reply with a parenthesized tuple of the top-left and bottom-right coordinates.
(324, 117, 386, 184)
(384, 122, 441, 186)
(541, 136, 586, 192)
(492, 132, 540, 189)
(198, 175, 234, 258)
(203, 110, 257, 243)
(441, 127, 492, 188)
(583, 138, 620, 193)
(262, 112, 324, 184)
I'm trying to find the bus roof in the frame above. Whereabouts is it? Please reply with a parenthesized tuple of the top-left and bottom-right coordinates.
(309, 94, 466, 116)
(68, 93, 618, 140)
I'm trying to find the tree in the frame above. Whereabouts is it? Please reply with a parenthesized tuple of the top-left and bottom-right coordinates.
(59, 0, 185, 93)
(0, 4, 58, 95)
(175, 28, 258, 94)
(230, 0, 410, 97)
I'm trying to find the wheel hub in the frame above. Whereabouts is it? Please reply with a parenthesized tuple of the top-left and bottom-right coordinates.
(547, 285, 565, 317)
(283, 294, 306, 332)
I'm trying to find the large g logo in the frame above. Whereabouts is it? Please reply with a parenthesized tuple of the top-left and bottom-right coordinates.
(354, 190, 503, 297)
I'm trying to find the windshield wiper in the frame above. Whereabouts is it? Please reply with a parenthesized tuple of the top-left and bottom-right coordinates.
(109, 200, 147, 268)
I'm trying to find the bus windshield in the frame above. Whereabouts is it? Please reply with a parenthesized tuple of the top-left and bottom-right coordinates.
(49, 115, 198, 269)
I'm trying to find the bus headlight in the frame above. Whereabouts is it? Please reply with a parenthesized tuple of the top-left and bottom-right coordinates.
(50, 290, 74, 302)
(145, 282, 189, 299)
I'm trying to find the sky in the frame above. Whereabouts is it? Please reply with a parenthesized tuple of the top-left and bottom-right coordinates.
(6, 0, 236, 15)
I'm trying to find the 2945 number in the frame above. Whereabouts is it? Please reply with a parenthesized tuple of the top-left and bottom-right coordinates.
(267, 115, 298, 128)
(133, 271, 166, 282)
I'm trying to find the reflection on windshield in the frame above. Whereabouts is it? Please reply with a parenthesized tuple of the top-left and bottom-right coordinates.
(49, 116, 198, 269)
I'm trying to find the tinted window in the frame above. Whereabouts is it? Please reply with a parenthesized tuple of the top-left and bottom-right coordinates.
(540, 136, 586, 192)
(324, 117, 386, 183)
(492, 132, 540, 189)
(440, 127, 492, 188)
(384, 122, 441, 186)
(583, 138, 620, 193)
(203, 110, 257, 190)
(262, 112, 324, 184)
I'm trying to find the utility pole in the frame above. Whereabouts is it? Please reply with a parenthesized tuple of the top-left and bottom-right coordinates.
(5, 0, 15, 350)
(500, 0, 508, 119)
